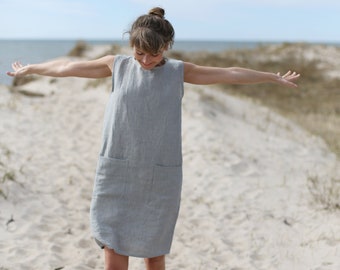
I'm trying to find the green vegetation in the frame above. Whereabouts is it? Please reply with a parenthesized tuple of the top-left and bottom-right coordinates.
(0, 146, 16, 199)
(168, 43, 340, 210)
(67, 40, 89, 57)
(167, 43, 340, 157)
(308, 175, 340, 210)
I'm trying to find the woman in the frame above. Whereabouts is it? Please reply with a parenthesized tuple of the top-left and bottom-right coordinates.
(7, 7, 299, 270)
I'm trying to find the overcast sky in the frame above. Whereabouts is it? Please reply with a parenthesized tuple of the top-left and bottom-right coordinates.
(1, 0, 339, 42)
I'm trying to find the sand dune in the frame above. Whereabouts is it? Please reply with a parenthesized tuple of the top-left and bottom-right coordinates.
(0, 47, 339, 269)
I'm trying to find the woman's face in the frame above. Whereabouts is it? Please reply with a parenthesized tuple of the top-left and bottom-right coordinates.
(134, 47, 166, 70)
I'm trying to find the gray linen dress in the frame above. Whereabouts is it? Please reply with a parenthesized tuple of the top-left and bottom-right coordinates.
(90, 55, 184, 258)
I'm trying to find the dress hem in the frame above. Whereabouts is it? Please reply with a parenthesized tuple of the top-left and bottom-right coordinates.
(93, 235, 170, 258)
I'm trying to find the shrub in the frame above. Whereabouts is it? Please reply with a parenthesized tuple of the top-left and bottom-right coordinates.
(308, 175, 340, 210)
(67, 40, 88, 57)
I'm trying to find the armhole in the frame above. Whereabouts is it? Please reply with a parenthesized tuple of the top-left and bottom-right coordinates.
(179, 61, 185, 98)
(111, 55, 121, 93)
(111, 55, 131, 93)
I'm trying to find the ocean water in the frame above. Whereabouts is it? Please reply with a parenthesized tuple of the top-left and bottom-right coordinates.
(0, 39, 270, 86)
(1, 39, 337, 86)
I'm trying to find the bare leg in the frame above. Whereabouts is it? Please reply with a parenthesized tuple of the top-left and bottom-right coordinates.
(104, 247, 129, 270)
(144, 255, 165, 270)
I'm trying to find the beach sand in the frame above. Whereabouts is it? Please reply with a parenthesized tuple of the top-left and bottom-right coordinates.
(0, 46, 339, 270)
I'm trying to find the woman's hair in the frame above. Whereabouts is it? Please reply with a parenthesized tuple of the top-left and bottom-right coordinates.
(128, 7, 175, 54)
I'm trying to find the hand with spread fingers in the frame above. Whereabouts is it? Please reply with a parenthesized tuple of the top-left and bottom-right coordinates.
(7, 62, 29, 77)
(276, 71, 300, 87)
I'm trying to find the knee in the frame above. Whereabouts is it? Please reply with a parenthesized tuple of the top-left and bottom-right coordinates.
(144, 255, 165, 270)
(104, 247, 128, 270)
(145, 255, 164, 263)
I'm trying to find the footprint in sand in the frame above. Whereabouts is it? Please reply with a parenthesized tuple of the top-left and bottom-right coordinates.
(230, 161, 259, 177)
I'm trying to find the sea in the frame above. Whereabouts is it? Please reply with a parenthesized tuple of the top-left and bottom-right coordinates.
(1, 39, 339, 86)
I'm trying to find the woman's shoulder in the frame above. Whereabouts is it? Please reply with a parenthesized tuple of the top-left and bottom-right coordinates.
(112, 55, 134, 70)
(113, 55, 133, 64)
(114, 54, 133, 60)
(167, 58, 183, 64)
(166, 58, 184, 71)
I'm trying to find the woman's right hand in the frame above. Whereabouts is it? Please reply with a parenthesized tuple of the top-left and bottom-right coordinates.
(7, 55, 115, 79)
(7, 62, 29, 77)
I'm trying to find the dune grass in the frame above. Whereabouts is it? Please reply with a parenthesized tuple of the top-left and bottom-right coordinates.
(0, 146, 16, 199)
(308, 175, 340, 210)
(168, 43, 340, 210)
(167, 43, 340, 158)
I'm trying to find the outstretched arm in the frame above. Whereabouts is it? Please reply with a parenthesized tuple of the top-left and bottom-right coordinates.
(184, 62, 300, 88)
(7, 55, 115, 79)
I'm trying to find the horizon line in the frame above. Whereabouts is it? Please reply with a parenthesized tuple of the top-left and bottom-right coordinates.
(1, 37, 340, 44)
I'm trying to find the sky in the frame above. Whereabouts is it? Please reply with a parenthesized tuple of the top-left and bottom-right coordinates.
(1, 0, 340, 42)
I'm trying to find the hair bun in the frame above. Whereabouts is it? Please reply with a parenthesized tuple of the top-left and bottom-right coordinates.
(149, 7, 165, 19)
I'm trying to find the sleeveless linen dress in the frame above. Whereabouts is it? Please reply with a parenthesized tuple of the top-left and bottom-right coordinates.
(90, 55, 184, 258)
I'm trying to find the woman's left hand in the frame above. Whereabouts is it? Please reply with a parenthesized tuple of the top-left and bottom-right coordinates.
(276, 71, 300, 88)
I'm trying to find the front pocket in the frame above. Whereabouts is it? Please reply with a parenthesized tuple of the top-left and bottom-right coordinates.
(93, 156, 128, 197)
(150, 165, 182, 208)
(146, 165, 183, 244)
(90, 156, 128, 234)
(96, 156, 127, 176)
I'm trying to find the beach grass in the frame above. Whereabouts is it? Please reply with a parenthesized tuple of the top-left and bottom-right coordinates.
(0, 146, 15, 199)
(168, 43, 340, 210)
(167, 43, 340, 158)
(308, 175, 340, 210)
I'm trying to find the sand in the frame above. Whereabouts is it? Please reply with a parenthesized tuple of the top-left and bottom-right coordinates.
(0, 46, 339, 270)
